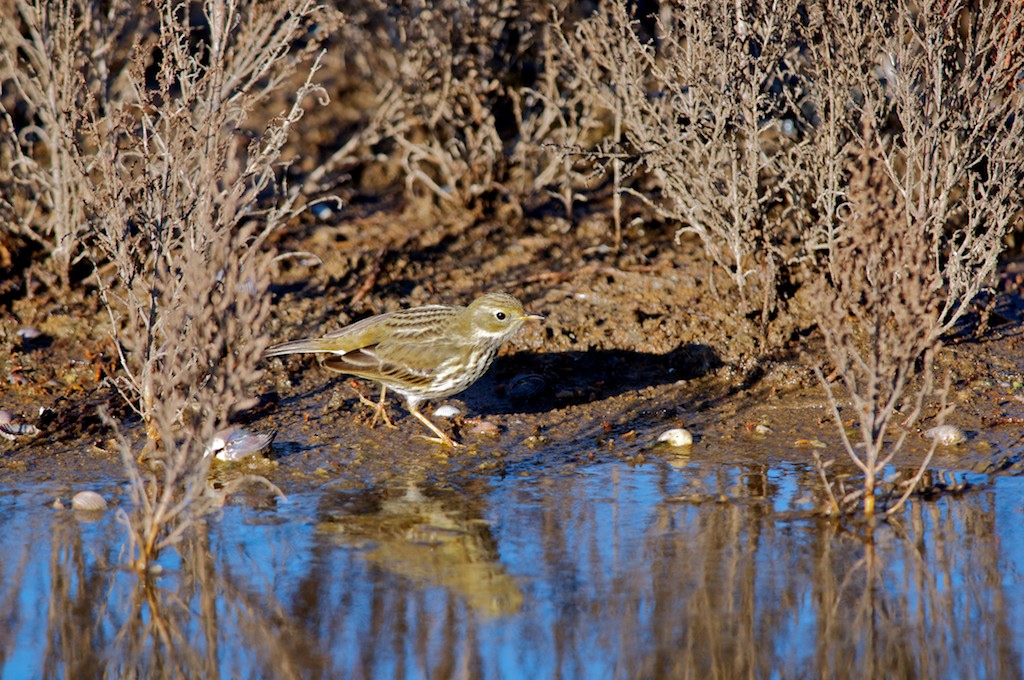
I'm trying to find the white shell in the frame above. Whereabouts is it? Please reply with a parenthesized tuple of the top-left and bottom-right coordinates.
(657, 428, 694, 448)
(0, 422, 39, 440)
(924, 425, 967, 446)
(71, 491, 108, 512)
(432, 405, 462, 419)
(205, 427, 276, 462)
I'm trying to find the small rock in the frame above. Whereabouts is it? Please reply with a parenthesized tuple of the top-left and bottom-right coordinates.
(0, 421, 40, 440)
(657, 428, 694, 448)
(311, 201, 338, 220)
(6, 370, 29, 386)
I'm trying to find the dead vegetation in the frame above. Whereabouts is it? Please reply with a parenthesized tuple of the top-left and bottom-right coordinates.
(815, 139, 950, 516)
(1, 0, 1023, 543)
(2, 0, 335, 568)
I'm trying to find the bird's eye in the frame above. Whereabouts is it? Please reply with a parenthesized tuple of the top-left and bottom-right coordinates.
(495, 311, 507, 321)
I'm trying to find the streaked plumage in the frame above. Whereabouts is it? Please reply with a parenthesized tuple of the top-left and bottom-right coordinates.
(266, 293, 542, 446)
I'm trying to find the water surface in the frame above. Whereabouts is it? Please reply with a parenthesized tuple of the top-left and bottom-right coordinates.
(2, 451, 1022, 679)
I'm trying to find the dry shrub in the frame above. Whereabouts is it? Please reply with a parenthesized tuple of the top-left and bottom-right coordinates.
(800, 0, 1024, 330)
(810, 0, 1023, 515)
(339, 0, 515, 209)
(553, 0, 812, 321)
(551, 0, 1021, 512)
(3, 0, 336, 568)
(552, 0, 1024, 326)
(507, 7, 603, 221)
(328, 0, 584, 218)
(0, 0, 152, 286)
(815, 139, 950, 516)
(99, 0, 333, 568)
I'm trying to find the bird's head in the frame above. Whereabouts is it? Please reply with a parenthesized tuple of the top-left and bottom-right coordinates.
(464, 293, 543, 340)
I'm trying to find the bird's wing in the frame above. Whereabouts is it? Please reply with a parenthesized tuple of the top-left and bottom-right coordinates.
(267, 306, 457, 357)
(322, 339, 462, 387)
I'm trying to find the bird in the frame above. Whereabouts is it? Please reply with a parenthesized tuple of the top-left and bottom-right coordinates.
(265, 292, 543, 446)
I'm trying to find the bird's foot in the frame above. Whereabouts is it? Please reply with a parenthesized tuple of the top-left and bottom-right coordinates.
(409, 407, 460, 447)
(349, 382, 396, 429)
(413, 433, 461, 448)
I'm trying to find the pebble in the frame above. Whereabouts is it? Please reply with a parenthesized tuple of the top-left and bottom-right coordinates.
(433, 405, 462, 419)
(657, 428, 694, 448)
(924, 425, 967, 446)
(6, 370, 29, 386)
(71, 491, 108, 512)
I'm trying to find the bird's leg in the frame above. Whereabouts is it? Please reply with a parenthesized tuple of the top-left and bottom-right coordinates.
(348, 381, 395, 428)
(408, 402, 459, 447)
(369, 386, 396, 428)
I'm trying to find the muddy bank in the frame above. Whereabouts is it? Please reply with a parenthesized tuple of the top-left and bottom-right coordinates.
(3, 210, 1024, 494)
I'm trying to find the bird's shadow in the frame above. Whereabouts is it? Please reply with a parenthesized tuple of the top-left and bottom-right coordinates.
(259, 343, 723, 428)
(460, 343, 723, 416)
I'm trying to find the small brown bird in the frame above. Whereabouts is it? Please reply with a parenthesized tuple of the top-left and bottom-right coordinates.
(265, 293, 543, 446)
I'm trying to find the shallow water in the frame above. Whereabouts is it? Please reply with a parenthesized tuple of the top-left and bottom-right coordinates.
(2, 450, 1022, 679)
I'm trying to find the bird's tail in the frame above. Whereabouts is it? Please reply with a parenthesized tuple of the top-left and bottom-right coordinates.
(264, 338, 333, 357)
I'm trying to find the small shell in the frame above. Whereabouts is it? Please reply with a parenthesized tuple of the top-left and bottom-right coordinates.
(71, 491, 108, 512)
(433, 405, 462, 419)
(206, 427, 276, 462)
(470, 420, 500, 436)
(508, 373, 546, 401)
(16, 327, 42, 340)
(6, 371, 28, 386)
(924, 425, 967, 446)
(0, 421, 40, 440)
(657, 428, 694, 448)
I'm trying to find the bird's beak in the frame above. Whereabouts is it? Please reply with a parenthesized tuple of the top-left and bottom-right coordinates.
(524, 312, 544, 322)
